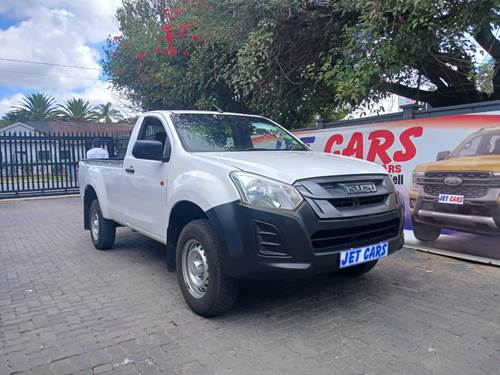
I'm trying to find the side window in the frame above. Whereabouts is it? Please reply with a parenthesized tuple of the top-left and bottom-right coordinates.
(138, 117, 169, 149)
(487, 134, 500, 155)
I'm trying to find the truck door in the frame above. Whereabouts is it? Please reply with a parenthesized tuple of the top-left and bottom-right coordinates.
(122, 115, 171, 239)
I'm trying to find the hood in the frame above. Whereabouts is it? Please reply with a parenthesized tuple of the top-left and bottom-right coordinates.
(415, 155, 500, 173)
(193, 151, 387, 184)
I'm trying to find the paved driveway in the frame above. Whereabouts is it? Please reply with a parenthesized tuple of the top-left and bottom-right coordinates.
(1, 197, 499, 374)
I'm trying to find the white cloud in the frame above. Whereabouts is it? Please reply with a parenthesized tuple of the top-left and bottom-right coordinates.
(0, 0, 134, 117)
(0, 92, 25, 115)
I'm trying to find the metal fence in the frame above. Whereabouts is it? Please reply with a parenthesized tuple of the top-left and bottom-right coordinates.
(0, 131, 131, 199)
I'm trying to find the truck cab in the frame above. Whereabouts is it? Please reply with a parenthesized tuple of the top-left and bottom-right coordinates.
(79, 111, 405, 316)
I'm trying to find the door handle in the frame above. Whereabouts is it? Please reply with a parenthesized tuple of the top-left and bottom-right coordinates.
(125, 166, 135, 174)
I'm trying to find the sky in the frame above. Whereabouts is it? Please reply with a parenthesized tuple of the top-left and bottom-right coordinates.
(0, 0, 134, 118)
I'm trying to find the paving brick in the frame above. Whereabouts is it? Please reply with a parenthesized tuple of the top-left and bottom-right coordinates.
(1, 197, 500, 374)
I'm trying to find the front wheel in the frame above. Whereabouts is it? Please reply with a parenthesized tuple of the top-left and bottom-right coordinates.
(89, 199, 116, 250)
(176, 219, 238, 317)
(339, 260, 378, 277)
(412, 219, 441, 242)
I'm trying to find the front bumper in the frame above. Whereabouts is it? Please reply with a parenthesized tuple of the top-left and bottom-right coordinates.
(206, 200, 405, 279)
(410, 189, 500, 235)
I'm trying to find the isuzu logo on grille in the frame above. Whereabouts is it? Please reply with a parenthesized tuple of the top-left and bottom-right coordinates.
(444, 176, 463, 186)
(340, 183, 377, 194)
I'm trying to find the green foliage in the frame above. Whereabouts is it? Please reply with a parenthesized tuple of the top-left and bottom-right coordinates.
(1, 94, 125, 125)
(104, 0, 500, 128)
(6, 93, 60, 122)
(58, 98, 98, 121)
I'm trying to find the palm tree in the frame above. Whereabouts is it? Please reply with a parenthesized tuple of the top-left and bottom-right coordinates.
(58, 98, 98, 121)
(12, 93, 59, 121)
(1, 109, 26, 123)
(95, 102, 123, 123)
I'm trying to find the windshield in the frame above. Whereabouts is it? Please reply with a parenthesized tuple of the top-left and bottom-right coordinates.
(451, 131, 500, 158)
(170, 113, 307, 152)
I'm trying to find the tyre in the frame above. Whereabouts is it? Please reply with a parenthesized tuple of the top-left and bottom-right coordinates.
(412, 219, 441, 242)
(89, 199, 116, 250)
(176, 219, 239, 317)
(339, 260, 378, 277)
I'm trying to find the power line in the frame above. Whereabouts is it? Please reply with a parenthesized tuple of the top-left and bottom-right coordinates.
(0, 69, 102, 81)
(0, 58, 102, 71)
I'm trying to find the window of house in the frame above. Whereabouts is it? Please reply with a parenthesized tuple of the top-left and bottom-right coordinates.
(59, 149, 71, 160)
(37, 150, 51, 161)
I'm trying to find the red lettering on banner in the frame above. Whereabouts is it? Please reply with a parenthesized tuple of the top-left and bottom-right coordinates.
(366, 130, 394, 164)
(393, 127, 423, 162)
(342, 132, 364, 159)
(323, 127, 423, 164)
(324, 134, 343, 154)
(384, 164, 402, 173)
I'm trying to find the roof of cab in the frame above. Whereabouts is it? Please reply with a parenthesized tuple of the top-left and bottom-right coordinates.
(145, 110, 265, 118)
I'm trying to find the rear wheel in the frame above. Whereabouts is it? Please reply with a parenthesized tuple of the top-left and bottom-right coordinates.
(412, 219, 441, 242)
(176, 219, 238, 317)
(339, 260, 378, 277)
(89, 199, 116, 250)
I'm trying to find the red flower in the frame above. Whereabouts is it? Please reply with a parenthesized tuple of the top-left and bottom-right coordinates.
(112, 35, 121, 42)
(154, 47, 162, 55)
(191, 34, 201, 43)
(162, 8, 170, 19)
(161, 23, 174, 46)
(166, 47, 177, 57)
(115, 67, 125, 75)
(135, 51, 147, 61)
(183, 48, 190, 57)
(172, 7, 182, 17)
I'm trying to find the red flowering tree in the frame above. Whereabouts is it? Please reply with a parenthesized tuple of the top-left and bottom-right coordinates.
(104, 0, 500, 129)
(103, 0, 252, 115)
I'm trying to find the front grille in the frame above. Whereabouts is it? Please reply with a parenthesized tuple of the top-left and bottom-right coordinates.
(311, 218, 400, 254)
(328, 194, 388, 209)
(421, 172, 491, 198)
(295, 174, 395, 219)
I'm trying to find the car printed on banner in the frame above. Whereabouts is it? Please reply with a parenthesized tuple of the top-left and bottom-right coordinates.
(409, 127, 500, 242)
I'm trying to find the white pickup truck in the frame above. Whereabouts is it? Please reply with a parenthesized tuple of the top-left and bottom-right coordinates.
(79, 111, 404, 316)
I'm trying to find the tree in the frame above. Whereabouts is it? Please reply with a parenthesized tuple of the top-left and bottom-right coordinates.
(58, 98, 98, 121)
(5, 93, 60, 122)
(318, 0, 500, 108)
(94, 102, 124, 123)
(104, 0, 500, 128)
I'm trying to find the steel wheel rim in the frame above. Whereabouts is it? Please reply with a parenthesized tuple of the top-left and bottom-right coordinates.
(91, 209, 99, 240)
(182, 239, 209, 299)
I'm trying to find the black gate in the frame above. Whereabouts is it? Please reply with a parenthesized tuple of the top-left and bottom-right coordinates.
(0, 131, 130, 199)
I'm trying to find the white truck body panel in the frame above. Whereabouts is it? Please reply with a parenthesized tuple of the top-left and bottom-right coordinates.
(79, 110, 389, 244)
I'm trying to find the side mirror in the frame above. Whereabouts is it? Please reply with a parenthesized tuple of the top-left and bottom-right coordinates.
(133, 140, 165, 161)
(436, 150, 451, 161)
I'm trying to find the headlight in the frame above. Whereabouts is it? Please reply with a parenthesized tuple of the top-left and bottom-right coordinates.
(412, 171, 424, 190)
(230, 171, 303, 210)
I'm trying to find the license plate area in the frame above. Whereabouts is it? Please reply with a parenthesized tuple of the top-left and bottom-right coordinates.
(339, 241, 388, 269)
(438, 194, 464, 205)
